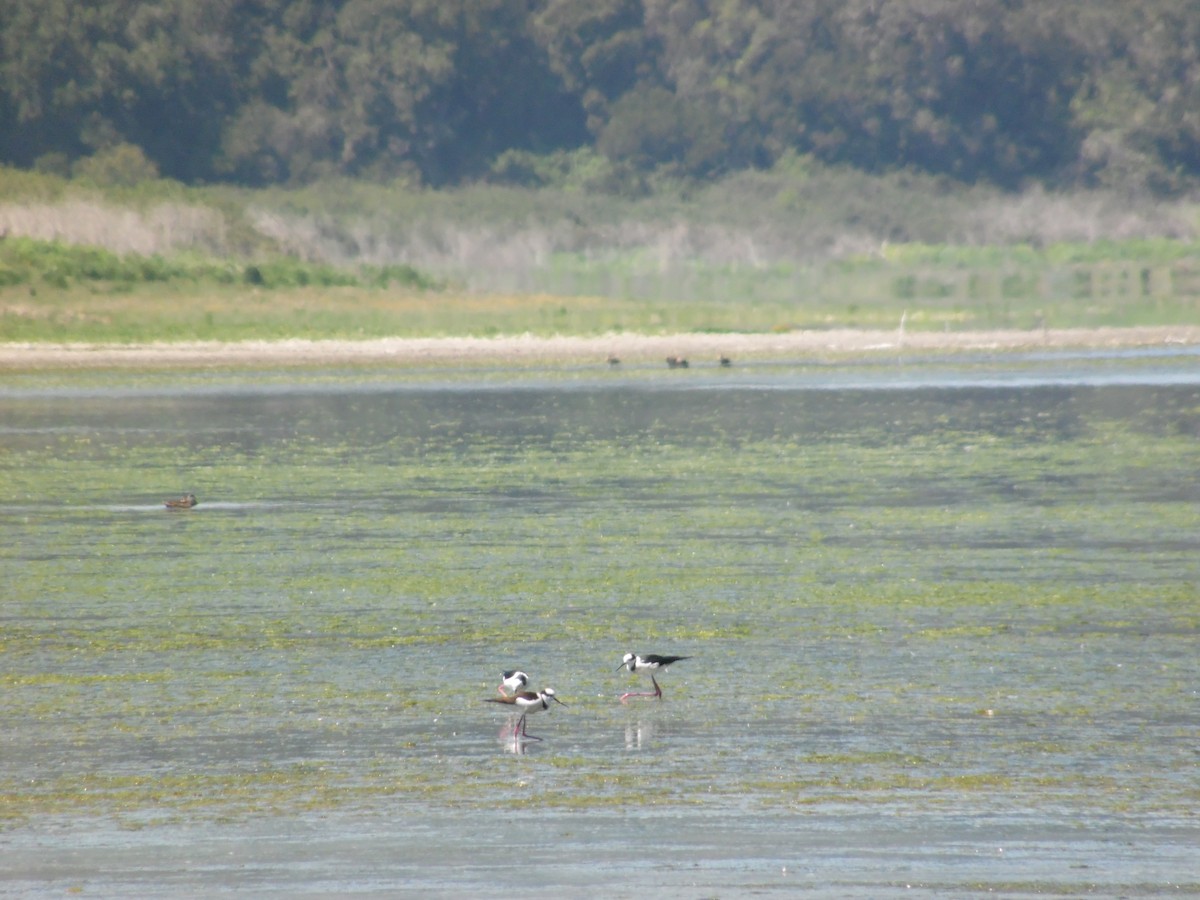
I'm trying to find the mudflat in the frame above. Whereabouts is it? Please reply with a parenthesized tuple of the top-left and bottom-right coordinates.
(2, 325, 1198, 370)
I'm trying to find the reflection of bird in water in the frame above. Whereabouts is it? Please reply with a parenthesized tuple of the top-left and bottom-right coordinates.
(666, 356, 689, 369)
(502, 736, 532, 755)
(624, 719, 658, 750)
(618, 653, 691, 701)
(485, 688, 564, 740)
(497, 670, 529, 697)
(164, 493, 198, 509)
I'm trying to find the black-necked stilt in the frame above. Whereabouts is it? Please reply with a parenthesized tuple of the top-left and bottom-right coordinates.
(618, 653, 691, 701)
(485, 688, 564, 740)
(164, 493, 197, 509)
(498, 670, 529, 697)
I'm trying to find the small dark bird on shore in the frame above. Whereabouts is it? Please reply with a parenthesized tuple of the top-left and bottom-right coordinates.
(666, 356, 689, 369)
(164, 493, 198, 509)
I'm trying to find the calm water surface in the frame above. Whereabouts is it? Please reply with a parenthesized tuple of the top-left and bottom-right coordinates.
(2, 351, 1198, 897)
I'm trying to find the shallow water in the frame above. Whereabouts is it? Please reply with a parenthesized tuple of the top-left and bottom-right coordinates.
(2, 350, 1199, 897)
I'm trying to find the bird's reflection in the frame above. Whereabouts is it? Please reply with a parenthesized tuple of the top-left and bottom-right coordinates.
(624, 718, 658, 750)
(501, 733, 531, 755)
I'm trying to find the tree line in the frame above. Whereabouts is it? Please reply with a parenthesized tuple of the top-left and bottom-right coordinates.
(1, 0, 1197, 195)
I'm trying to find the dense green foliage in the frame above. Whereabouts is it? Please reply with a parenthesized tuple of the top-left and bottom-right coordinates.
(0, 235, 436, 292)
(2, 1, 1198, 193)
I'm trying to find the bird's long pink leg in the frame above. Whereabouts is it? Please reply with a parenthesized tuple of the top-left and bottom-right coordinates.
(620, 674, 663, 703)
(519, 714, 543, 741)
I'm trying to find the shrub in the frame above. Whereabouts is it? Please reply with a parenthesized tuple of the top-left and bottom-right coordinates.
(0, 235, 438, 293)
(72, 144, 161, 187)
(0, 264, 25, 286)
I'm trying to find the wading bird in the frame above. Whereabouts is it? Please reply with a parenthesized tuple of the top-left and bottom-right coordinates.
(618, 653, 691, 701)
(485, 688, 564, 741)
(498, 670, 529, 697)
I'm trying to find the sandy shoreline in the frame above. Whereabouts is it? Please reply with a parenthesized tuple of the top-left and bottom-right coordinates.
(2, 326, 1198, 370)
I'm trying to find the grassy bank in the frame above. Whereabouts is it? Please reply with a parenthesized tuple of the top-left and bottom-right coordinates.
(2, 234, 1198, 344)
(1, 163, 1198, 344)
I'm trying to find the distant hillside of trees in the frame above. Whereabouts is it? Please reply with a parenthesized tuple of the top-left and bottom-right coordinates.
(2, 0, 1198, 195)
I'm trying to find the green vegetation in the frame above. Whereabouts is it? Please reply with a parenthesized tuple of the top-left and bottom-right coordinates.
(3, 2, 1199, 350)
(2, 1, 1199, 196)
(2, 230, 1198, 344)
(0, 236, 432, 292)
(2, 160, 1198, 345)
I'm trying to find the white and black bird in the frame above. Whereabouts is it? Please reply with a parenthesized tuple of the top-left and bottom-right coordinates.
(617, 653, 691, 701)
(485, 688, 565, 740)
(497, 670, 529, 697)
